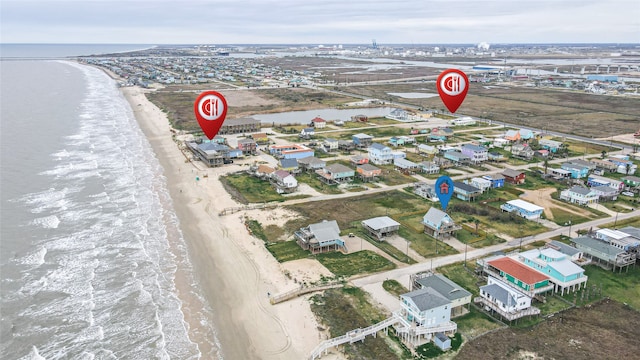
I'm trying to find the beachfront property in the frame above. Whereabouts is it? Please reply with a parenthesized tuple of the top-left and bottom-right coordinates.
(411, 273, 472, 317)
(352, 133, 374, 148)
(219, 117, 261, 135)
(482, 173, 505, 188)
(572, 235, 636, 272)
(394, 158, 419, 174)
(443, 151, 471, 165)
(270, 170, 298, 194)
(338, 140, 356, 152)
(361, 216, 401, 240)
(460, 144, 488, 164)
(237, 138, 257, 155)
(187, 141, 231, 167)
(510, 143, 534, 160)
(395, 288, 457, 348)
(502, 169, 526, 185)
(414, 182, 438, 201)
(422, 208, 461, 239)
(516, 248, 588, 295)
(368, 143, 393, 165)
(482, 256, 554, 296)
(297, 156, 326, 172)
(559, 186, 599, 205)
(500, 199, 544, 220)
(295, 220, 346, 254)
(539, 139, 563, 153)
(310, 116, 327, 128)
(269, 144, 314, 160)
(357, 163, 382, 182)
(587, 174, 624, 192)
(561, 162, 590, 179)
(419, 161, 440, 175)
(315, 163, 355, 184)
(322, 138, 339, 152)
(478, 276, 538, 321)
(453, 181, 482, 202)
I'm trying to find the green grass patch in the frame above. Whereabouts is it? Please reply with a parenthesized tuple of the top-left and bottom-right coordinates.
(382, 279, 409, 298)
(549, 207, 593, 226)
(455, 306, 504, 339)
(295, 172, 343, 194)
(246, 219, 268, 242)
(575, 265, 640, 310)
(400, 227, 459, 259)
(599, 216, 640, 229)
(437, 262, 481, 296)
(221, 173, 284, 203)
(266, 241, 310, 262)
(316, 250, 396, 277)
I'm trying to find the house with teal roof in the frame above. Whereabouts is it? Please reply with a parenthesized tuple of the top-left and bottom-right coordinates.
(517, 249, 588, 295)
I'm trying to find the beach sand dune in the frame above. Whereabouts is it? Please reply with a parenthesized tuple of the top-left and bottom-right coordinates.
(123, 86, 329, 359)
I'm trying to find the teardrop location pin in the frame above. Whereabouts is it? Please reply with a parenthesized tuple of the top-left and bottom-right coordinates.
(436, 69, 469, 114)
(194, 91, 228, 140)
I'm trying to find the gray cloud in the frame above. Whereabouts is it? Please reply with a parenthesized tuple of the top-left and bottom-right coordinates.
(1, 0, 638, 43)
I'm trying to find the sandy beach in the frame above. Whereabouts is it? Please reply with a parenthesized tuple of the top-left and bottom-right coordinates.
(121, 85, 327, 359)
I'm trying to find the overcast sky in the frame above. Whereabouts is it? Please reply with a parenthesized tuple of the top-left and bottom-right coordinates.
(1, 0, 639, 44)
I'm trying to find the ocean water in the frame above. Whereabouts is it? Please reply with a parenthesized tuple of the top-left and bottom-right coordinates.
(0, 55, 222, 358)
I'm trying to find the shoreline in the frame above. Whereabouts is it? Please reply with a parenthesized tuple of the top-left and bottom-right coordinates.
(120, 85, 324, 359)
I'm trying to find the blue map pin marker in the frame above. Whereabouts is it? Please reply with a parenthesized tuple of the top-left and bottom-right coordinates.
(435, 176, 454, 211)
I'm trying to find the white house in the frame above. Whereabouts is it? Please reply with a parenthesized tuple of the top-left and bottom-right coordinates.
(560, 186, 599, 205)
(468, 177, 492, 192)
(368, 143, 393, 165)
(480, 276, 532, 313)
(323, 138, 339, 152)
(449, 116, 476, 126)
(500, 199, 544, 220)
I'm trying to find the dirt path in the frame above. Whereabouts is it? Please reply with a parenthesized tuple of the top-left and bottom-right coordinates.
(518, 187, 593, 220)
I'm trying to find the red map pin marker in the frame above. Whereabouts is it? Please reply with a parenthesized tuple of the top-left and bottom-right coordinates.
(436, 69, 469, 113)
(194, 90, 228, 140)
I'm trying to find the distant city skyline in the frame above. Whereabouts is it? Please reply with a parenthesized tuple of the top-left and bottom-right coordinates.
(1, 0, 639, 45)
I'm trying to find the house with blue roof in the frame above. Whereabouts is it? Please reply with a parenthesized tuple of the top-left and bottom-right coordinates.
(516, 248, 588, 295)
(368, 143, 393, 164)
(482, 174, 505, 188)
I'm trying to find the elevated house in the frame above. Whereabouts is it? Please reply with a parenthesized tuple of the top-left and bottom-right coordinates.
(418, 144, 438, 156)
(187, 141, 229, 167)
(518, 129, 534, 140)
(482, 174, 505, 188)
(467, 177, 492, 193)
(422, 208, 461, 239)
(412, 273, 472, 317)
(443, 151, 471, 165)
(460, 144, 488, 164)
(595, 228, 640, 252)
(361, 216, 401, 240)
(539, 139, 562, 153)
(279, 158, 299, 173)
(300, 127, 315, 139)
(607, 157, 637, 175)
(315, 163, 355, 184)
(219, 117, 260, 135)
(622, 175, 640, 189)
(546, 240, 583, 262)
(504, 130, 521, 142)
(453, 181, 481, 202)
(449, 116, 476, 126)
(478, 276, 537, 321)
(253, 164, 275, 178)
(270, 170, 298, 194)
(549, 168, 572, 180)
(492, 138, 510, 148)
(394, 158, 419, 174)
(591, 185, 618, 201)
(560, 186, 598, 205)
(269, 144, 314, 160)
(368, 143, 393, 165)
(488, 152, 506, 162)
(295, 220, 346, 254)
(350, 155, 369, 165)
(484, 256, 554, 296)
(517, 248, 588, 295)
(500, 199, 544, 220)
(589, 159, 618, 173)
(429, 127, 454, 141)
(322, 138, 339, 152)
(355, 163, 381, 182)
(419, 161, 440, 175)
(395, 288, 457, 347)
(251, 132, 269, 145)
(297, 156, 326, 172)
(572, 235, 636, 272)
(587, 174, 624, 192)
(502, 169, 526, 185)
(511, 143, 534, 160)
(561, 162, 590, 179)
(237, 138, 257, 155)
(352, 133, 374, 148)
(338, 140, 355, 152)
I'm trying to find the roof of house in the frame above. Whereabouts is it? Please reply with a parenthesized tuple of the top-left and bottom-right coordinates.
(572, 236, 625, 256)
(237, 138, 256, 145)
(308, 220, 341, 243)
(358, 163, 380, 172)
(353, 133, 373, 139)
(280, 158, 298, 169)
(444, 151, 471, 160)
(394, 158, 418, 168)
(298, 156, 325, 166)
(506, 199, 544, 212)
(312, 116, 326, 122)
(480, 283, 516, 307)
(483, 173, 505, 181)
(401, 287, 451, 312)
(362, 216, 400, 230)
(419, 161, 439, 168)
(273, 170, 293, 180)
(324, 163, 353, 174)
(423, 207, 453, 225)
(548, 259, 585, 277)
(370, 143, 390, 151)
(622, 175, 640, 182)
(453, 181, 481, 193)
(488, 257, 550, 285)
(592, 185, 617, 195)
(547, 240, 582, 257)
(618, 226, 640, 240)
(567, 186, 594, 196)
(461, 144, 487, 152)
(257, 164, 275, 174)
(415, 274, 472, 302)
(502, 168, 524, 178)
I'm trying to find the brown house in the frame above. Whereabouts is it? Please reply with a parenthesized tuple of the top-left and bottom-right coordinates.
(502, 168, 526, 185)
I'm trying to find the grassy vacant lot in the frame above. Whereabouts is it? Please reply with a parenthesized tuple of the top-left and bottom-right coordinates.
(316, 250, 396, 277)
(455, 307, 504, 340)
(567, 265, 640, 310)
(456, 300, 640, 360)
(382, 279, 409, 298)
(221, 173, 284, 203)
(266, 241, 310, 262)
(600, 216, 640, 229)
(310, 287, 410, 360)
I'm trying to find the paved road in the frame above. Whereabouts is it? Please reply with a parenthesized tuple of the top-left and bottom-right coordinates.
(353, 209, 640, 288)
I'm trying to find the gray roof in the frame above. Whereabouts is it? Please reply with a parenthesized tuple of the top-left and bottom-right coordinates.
(444, 150, 471, 160)
(394, 158, 418, 168)
(461, 144, 487, 152)
(280, 158, 298, 168)
(357, 163, 380, 172)
(423, 207, 449, 225)
(237, 138, 256, 145)
(480, 283, 516, 307)
(370, 143, 389, 151)
(568, 186, 593, 196)
(502, 168, 524, 178)
(622, 175, 640, 182)
(362, 216, 400, 230)
(353, 133, 373, 139)
(453, 181, 481, 193)
(591, 185, 617, 195)
(618, 226, 640, 240)
(325, 163, 353, 173)
(547, 240, 581, 257)
(483, 173, 505, 180)
(401, 287, 451, 312)
(416, 274, 472, 302)
(308, 220, 341, 243)
(225, 117, 260, 126)
(572, 236, 625, 256)
(298, 156, 325, 166)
